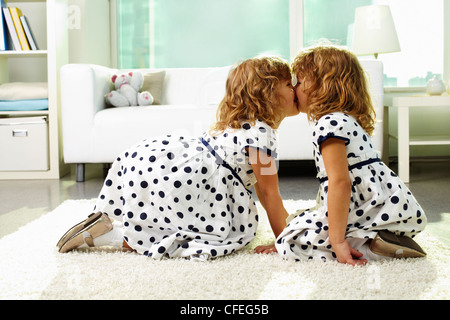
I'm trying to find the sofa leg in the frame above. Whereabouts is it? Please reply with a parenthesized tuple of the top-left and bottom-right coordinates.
(103, 163, 111, 178)
(76, 163, 85, 182)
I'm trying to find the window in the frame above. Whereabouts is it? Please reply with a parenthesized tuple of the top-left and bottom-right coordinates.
(116, 0, 151, 69)
(116, 0, 445, 87)
(302, 0, 444, 87)
(373, 0, 443, 87)
(117, 0, 289, 69)
(303, 0, 371, 47)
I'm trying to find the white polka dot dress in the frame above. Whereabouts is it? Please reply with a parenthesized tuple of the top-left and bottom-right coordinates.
(94, 120, 278, 260)
(276, 112, 427, 261)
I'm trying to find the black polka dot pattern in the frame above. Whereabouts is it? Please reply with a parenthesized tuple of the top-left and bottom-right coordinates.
(93, 120, 278, 260)
(276, 112, 427, 262)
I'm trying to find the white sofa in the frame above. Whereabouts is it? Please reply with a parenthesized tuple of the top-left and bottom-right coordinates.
(60, 60, 384, 182)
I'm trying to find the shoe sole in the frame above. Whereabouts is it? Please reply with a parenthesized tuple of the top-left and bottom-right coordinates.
(370, 230, 426, 258)
(59, 213, 113, 253)
(56, 212, 103, 248)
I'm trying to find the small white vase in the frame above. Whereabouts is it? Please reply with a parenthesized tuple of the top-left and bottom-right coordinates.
(426, 76, 445, 96)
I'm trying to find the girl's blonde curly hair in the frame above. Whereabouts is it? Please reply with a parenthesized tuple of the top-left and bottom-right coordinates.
(211, 56, 292, 133)
(292, 45, 376, 135)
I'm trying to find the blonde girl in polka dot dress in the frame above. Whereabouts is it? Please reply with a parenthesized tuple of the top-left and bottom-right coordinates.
(275, 45, 427, 265)
(57, 56, 299, 260)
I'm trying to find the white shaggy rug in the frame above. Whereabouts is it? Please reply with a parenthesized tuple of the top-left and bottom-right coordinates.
(0, 199, 448, 300)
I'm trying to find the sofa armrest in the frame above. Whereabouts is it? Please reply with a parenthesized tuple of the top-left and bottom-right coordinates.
(60, 64, 116, 163)
(61, 64, 114, 124)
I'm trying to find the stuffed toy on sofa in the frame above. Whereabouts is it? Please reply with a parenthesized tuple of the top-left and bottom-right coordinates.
(106, 71, 153, 107)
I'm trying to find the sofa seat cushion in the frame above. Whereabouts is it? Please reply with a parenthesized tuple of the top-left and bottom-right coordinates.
(92, 105, 218, 161)
(95, 105, 217, 129)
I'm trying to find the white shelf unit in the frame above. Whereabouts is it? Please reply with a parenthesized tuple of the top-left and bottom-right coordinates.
(391, 95, 450, 183)
(0, 0, 69, 179)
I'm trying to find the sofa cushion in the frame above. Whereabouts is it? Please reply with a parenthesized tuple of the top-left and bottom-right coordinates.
(141, 71, 166, 105)
(94, 104, 217, 134)
(192, 66, 230, 106)
(91, 105, 218, 162)
(158, 66, 230, 105)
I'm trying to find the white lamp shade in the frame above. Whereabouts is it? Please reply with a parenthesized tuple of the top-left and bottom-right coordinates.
(353, 5, 400, 57)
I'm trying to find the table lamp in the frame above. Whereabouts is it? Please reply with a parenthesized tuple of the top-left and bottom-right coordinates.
(353, 5, 400, 59)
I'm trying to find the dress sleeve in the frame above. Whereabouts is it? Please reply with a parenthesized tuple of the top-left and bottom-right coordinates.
(313, 113, 351, 147)
(240, 120, 279, 159)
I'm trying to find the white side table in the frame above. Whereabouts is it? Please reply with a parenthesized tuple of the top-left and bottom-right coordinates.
(392, 96, 450, 183)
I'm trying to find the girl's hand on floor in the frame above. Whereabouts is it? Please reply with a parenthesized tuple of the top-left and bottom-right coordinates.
(332, 240, 367, 266)
(253, 244, 278, 254)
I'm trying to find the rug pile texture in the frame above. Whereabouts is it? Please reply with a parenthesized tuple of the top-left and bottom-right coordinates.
(0, 199, 448, 300)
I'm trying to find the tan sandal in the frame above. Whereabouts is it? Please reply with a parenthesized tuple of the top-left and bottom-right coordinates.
(59, 213, 113, 253)
(370, 230, 426, 258)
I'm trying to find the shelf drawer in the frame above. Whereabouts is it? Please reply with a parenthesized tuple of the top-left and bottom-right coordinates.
(0, 116, 49, 171)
